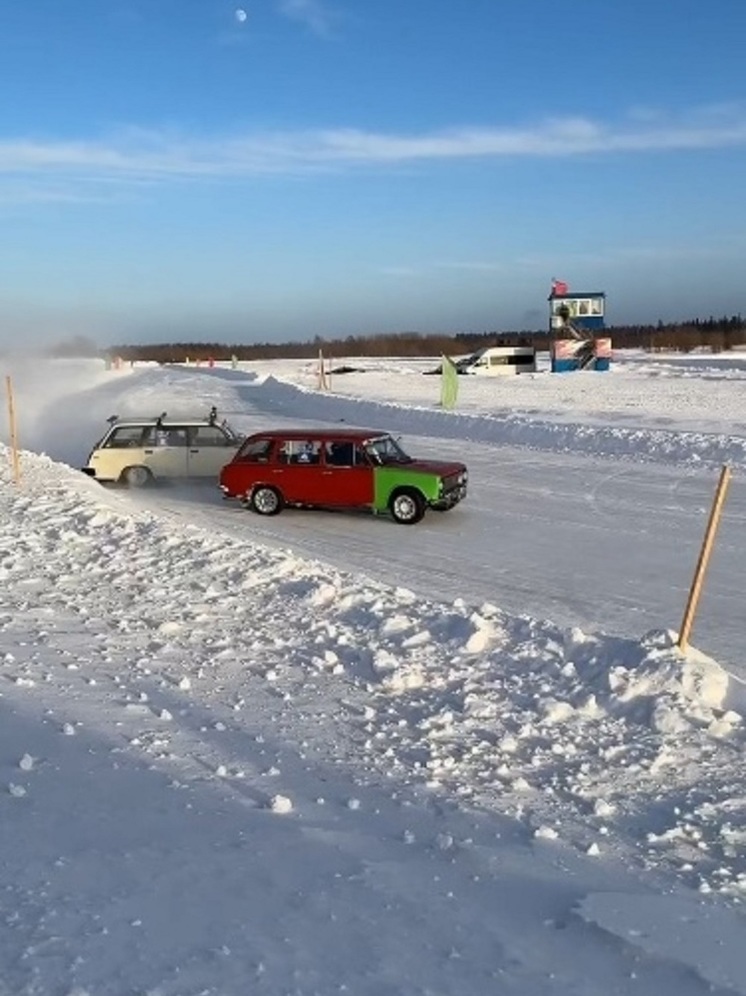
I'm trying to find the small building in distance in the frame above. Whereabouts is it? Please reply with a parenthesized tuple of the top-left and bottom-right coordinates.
(548, 282, 611, 372)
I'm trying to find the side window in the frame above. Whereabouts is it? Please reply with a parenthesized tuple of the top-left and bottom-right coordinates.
(152, 426, 188, 447)
(237, 438, 273, 463)
(324, 441, 367, 467)
(190, 425, 233, 447)
(103, 426, 146, 448)
(278, 440, 322, 465)
(166, 427, 188, 447)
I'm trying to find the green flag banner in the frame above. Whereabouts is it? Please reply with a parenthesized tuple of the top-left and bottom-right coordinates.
(440, 354, 459, 410)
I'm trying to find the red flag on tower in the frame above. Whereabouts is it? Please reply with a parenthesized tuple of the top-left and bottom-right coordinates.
(551, 278, 569, 295)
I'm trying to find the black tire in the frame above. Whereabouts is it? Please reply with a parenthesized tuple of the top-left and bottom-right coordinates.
(389, 488, 425, 525)
(250, 485, 283, 516)
(121, 465, 152, 488)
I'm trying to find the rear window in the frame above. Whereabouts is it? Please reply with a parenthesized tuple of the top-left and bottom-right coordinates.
(237, 438, 273, 462)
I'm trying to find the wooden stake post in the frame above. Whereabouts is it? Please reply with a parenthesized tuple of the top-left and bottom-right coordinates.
(5, 375, 21, 485)
(318, 349, 328, 391)
(677, 464, 731, 653)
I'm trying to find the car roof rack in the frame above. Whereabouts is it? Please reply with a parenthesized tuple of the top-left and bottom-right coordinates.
(105, 407, 221, 427)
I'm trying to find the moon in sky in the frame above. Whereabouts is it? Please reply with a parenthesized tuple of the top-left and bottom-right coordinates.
(235, 8, 247, 23)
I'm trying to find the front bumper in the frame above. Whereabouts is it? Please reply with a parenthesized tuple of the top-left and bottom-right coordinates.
(431, 483, 467, 510)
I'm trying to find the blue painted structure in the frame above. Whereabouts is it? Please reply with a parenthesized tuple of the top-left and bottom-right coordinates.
(548, 289, 610, 372)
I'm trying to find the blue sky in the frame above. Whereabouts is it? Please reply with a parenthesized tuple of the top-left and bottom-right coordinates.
(1, 0, 745, 347)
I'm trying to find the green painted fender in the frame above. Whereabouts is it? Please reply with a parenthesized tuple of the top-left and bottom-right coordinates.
(373, 466, 441, 512)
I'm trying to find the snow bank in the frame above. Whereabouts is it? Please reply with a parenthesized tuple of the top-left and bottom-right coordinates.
(1, 447, 744, 899)
(229, 352, 746, 469)
(579, 891, 746, 994)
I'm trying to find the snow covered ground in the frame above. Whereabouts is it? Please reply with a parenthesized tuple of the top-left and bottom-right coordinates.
(1, 351, 745, 995)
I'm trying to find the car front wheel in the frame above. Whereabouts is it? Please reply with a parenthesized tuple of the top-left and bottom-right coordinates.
(250, 485, 283, 516)
(121, 465, 152, 488)
(389, 488, 425, 525)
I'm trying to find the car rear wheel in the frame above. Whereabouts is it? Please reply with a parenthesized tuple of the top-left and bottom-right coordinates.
(389, 488, 425, 525)
(121, 465, 152, 488)
(250, 485, 283, 516)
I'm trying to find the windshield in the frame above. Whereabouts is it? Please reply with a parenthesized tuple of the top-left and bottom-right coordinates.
(455, 350, 484, 371)
(217, 420, 243, 443)
(364, 435, 412, 465)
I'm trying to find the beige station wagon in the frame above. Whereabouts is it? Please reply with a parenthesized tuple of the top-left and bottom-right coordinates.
(82, 408, 243, 487)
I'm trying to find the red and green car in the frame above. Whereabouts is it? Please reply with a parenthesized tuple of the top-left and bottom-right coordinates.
(219, 428, 468, 525)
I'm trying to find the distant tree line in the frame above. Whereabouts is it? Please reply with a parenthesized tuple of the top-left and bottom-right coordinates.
(44, 314, 746, 362)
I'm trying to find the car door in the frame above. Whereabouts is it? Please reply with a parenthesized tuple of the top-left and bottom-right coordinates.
(91, 424, 150, 482)
(186, 424, 237, 477)
(319, 441, 375, 507)
(220, 435, 274, 497)
(141, 426, 189, 478)
(273, 438, 326, 504)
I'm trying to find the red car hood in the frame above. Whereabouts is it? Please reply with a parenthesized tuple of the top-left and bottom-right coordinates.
(403, 460, 466, 476)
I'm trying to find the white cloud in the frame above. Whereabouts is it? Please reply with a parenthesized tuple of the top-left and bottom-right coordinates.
(1, 103, 746, 196)
(277, 0, 335, 36)
(433, 261, 504, 273)
(512, 239, 746, 273)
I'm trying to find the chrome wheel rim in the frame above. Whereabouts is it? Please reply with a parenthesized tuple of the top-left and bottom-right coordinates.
(393, 494, 416, 520)
(254, 488, 278, 513)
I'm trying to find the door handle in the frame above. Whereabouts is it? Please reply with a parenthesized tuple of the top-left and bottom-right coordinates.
(189, 449, 199, 453)
(144, 449, 154, 454)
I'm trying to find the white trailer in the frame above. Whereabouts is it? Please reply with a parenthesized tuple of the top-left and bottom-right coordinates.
(456, 345, 536, 376)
